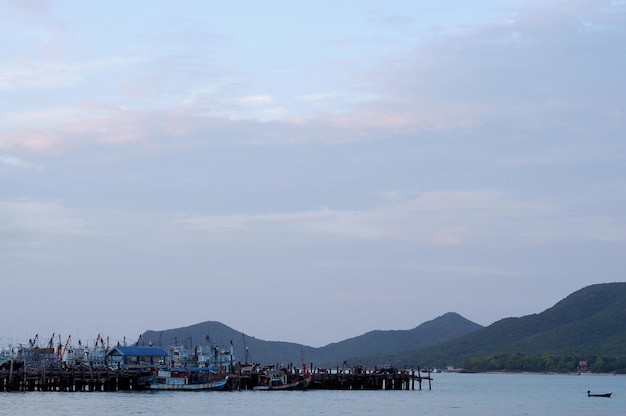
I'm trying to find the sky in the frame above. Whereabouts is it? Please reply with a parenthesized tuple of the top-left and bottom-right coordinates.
(1, 0, 625, 349)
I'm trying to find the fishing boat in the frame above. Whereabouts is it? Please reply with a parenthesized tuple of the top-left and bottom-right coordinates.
(253, 369, 311, 391)
(146, 338, 236, 390)
(587, 390, 612, 398)
(167, 340, 236, 372)
(148, 367, 228, 391)
(0, 347, 13, 367)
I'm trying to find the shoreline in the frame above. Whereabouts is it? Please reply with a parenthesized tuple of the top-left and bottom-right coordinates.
(453, 370, 625, 376)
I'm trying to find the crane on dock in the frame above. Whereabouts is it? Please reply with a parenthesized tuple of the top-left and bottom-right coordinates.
(56, 335, 72, 363)
(28, 334, 39, 348)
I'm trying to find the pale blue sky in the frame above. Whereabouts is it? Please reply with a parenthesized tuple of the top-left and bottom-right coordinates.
(1, 0, 625, 348)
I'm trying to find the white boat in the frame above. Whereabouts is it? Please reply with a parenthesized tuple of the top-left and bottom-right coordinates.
(148, 367, 228, 391)
(167, 341, 236, 372)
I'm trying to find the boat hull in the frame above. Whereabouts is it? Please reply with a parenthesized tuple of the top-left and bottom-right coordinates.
(148, 369, 228, 391)
(148, 377, 228, 390)
(253, 376, 311, 391)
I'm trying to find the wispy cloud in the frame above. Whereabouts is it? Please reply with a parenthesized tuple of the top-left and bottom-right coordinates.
(171, 190, 557, 246)
(0, 199, 98, 236)
(0, 57, 137, 90)
(0, 154, 42, 170)
(7, 0, 51, 15)
(234, 95, 273, 105)
(296, 93, 338, 101)
(376, 13, 414, 26)
(1, 107, 85, 129)
(0, 129, 58, 152)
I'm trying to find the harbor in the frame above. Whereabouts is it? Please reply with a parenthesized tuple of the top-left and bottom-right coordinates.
(0, 363, 431, 392)
(0, 336, 432, 392)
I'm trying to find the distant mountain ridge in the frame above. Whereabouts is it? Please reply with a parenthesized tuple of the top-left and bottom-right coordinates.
(139, 283, 626, 370)
(309, 312, 482, 366)
(369, 282, 626, 368)
(140, 312, 482, 367)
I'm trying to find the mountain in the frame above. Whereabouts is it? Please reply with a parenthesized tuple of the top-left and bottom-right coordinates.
(139, 283, 626, 371)
(138, 312, 483, 367)
(139, 321, 318, 366)
(311, 312, 482, 366)
(371, 282, 626, 368)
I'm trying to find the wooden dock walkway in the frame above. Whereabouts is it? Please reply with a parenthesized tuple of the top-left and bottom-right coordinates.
(0, 362, 151, 392)
(0, 360, 432, 392)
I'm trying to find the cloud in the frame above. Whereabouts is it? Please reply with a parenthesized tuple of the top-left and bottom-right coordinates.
(0, 57, 137, 90)
(0, 0, 623, 160)
(376, 14, 414, 26)
(7, 0, 50, 15)
(0, 199, 98, 236)
(0, 106, 212, 152)
(1, 107, 85, 129)
(170, 190, 557, 247)
(0, 154, 41, 170)
(0, 129, 58, 152)
(0, 61, 78, 90)
(172, 186, 626, 247)
(296, 93, 338, 101)
(374, 1, 626, 128)
(4, 98, 472, 153)
(408, 263, 522, 277)
(234, 95, 273, 105)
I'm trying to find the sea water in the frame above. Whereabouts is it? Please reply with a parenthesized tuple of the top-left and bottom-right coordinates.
(0, 373, 622, 416)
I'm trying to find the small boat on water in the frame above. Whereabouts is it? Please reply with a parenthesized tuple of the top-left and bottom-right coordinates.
(148, 367, 228, 391)
(253, 369, 311, 391)
(587, 390, 612, 398)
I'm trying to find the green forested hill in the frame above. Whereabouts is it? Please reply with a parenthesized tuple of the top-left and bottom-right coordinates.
(139, 283, 626, 372)
(366, 282, 626, 371)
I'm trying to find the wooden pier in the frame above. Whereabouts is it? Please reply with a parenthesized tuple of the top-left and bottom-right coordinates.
(223, 364, 431, 391)
(310, 367, 431, 390)
(0, 362, 152, 392)
(0, 360, 432, 392)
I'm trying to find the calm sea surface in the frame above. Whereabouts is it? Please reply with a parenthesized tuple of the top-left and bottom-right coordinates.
(1, 373, 623, 416)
